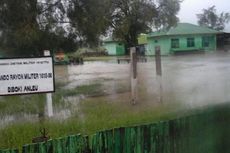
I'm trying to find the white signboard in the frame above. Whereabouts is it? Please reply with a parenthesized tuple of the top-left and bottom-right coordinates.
(0, 57, 55, 96)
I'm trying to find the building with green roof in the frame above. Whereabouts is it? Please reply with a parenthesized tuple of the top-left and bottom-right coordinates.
(102, 38, 125, 56)
(146, 23, 222, 55)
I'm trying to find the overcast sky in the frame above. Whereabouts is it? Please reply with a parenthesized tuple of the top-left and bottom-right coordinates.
(178, 0, 230, 32)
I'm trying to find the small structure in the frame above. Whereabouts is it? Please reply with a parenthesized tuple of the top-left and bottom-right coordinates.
(54, 51, 69, 65)
(146, 23, 222, 55)
(137, 33, 147, 56)
(102, 38, 125, 56)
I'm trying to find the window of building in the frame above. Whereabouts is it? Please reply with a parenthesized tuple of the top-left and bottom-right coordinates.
(171, 39, 179, 48)
(202, 36, 211, 47)
(187, 38, 195, 47)
(155, 40, 158, 43)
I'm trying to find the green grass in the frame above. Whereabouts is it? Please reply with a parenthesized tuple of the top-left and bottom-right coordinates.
(0, 93, 182, 150)
(54, 83, 104, 97)
(0, 81, 188, 150)
(0, 95, 45, 116)
(0, 83, 103, 116)
(0, 118, 82, 150)
(1, 89, 228, 151)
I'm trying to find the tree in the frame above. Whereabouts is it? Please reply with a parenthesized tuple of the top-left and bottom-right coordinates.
(68, 0, 112, 47)
(0, 0, 77, 56)
(0, 0, 40, 55)
(67, 0, 181, 48)
(110, 0, 181, 48)
(0, 0, 181, 55)
(197, 5, 230, 31)
(154, 0, 181, 30)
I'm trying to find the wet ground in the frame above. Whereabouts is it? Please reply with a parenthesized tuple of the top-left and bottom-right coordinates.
(55, 51, 230, 110)
(2, 52, 230, 126)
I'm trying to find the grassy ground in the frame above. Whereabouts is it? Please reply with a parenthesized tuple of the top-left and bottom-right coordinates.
(0, 80, 184, 150)
(0, 96, 182, 150)
(0, 95, 45, 116)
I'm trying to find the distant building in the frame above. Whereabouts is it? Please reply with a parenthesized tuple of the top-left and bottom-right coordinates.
(217, 32, 230, 51)
(146, 23, 222, 55)
(137, 33, 147, 56)
(102, 38, 125, 56)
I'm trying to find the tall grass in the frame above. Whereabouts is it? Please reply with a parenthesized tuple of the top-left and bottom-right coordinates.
(0, 95, 45, 116)
(0, 93, 181, 150)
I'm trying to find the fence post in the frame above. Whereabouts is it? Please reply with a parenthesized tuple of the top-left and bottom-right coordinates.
(44, 50, 54, 117)
(130, 47, 138, 105)
(155, 46, 163, 103)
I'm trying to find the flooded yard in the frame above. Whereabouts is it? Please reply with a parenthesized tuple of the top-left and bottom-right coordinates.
(55, 52, 230, 111)
(1, 52, 230, 149)
(1, 52, 230, 126)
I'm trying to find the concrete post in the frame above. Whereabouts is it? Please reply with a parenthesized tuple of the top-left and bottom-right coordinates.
(155, 46, 163, 103)
(130, 47, 138, 105)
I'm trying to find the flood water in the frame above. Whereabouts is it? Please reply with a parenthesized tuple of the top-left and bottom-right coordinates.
(2, 52, 230, 126)
(55, 52, 230, 111)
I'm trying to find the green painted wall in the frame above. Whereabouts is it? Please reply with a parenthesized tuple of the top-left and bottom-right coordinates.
(147, 34, 216, 55)
(116, 44, 125, 55)
(103, 42, 125, 55)
(103, 42, 117, 55)
(146, 36, 170, 55)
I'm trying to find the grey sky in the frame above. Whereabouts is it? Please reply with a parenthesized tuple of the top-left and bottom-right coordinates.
(178, 0, 230, 32)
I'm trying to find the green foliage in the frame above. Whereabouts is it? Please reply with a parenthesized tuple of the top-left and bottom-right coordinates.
(68, 0, 112, 47)
(0, 0, 77, 56)
(154, 0, 181, 30)
(68, 0, 181, 48)
(0, 0, 181, 55)
(197, 5, 230, 31)
(110, 0, 181, 47)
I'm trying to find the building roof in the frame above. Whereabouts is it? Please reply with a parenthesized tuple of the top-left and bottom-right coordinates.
(148, 23, 222, 38)
(103, 37, 123, 43)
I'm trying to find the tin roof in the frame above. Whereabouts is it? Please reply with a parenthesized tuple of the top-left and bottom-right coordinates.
(148, 23, 222, 38)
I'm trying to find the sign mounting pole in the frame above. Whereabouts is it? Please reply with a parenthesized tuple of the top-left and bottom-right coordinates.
(44, 50, 53, 117)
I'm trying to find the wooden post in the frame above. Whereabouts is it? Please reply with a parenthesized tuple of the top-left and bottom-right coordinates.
(44, 50, 54, 117)
(130, 47, 137, 104)
(155, 46, 163, 103)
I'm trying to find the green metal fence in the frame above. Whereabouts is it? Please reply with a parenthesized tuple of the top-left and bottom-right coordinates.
(22, 134, 89, 153)
(0, 149, 18, 153)
(90, 104, 230, 153)
(2, 103, 230, 153)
